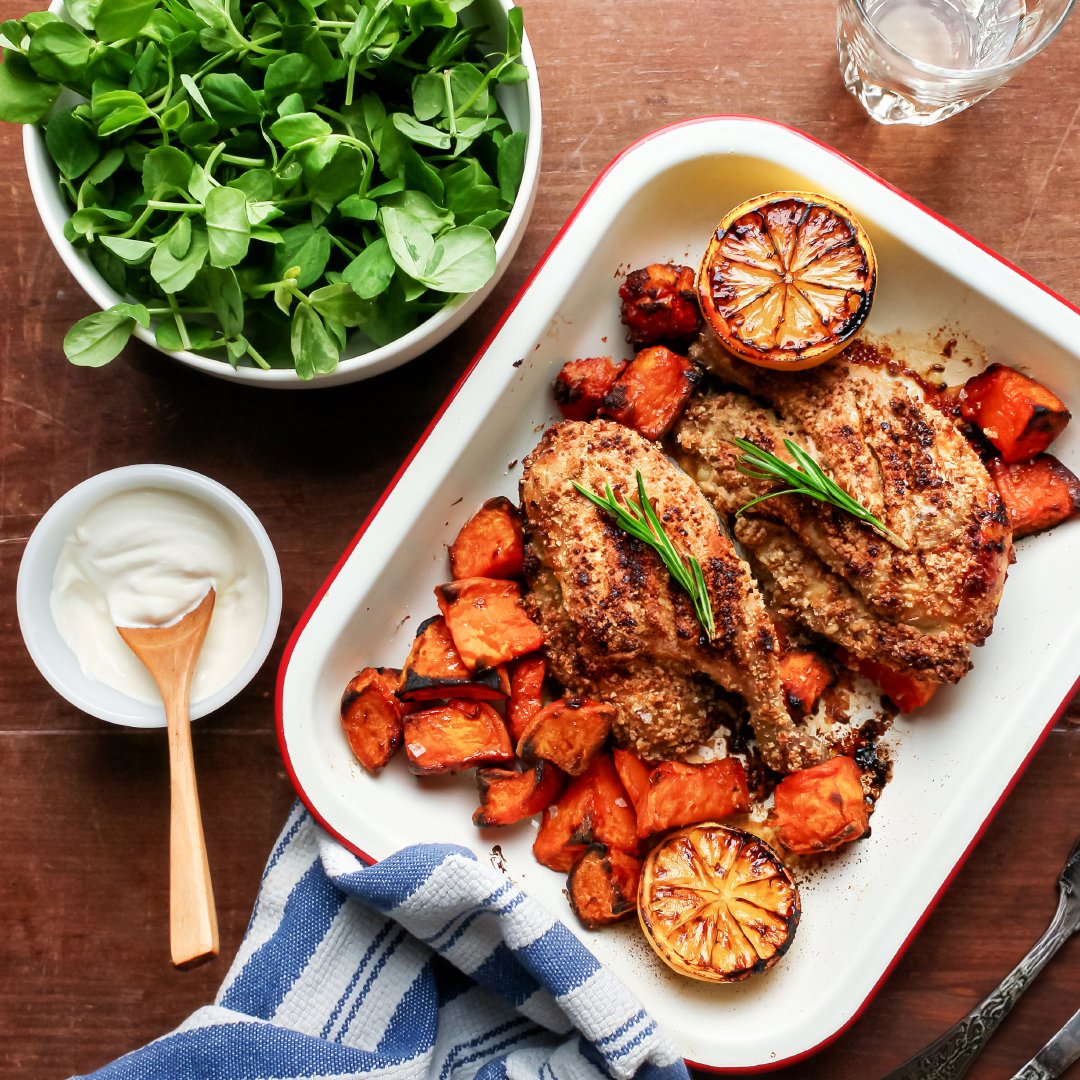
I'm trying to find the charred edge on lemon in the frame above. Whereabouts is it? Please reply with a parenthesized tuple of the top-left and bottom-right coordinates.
(637, 824, 802, 982)
(697, 194, 876, 365)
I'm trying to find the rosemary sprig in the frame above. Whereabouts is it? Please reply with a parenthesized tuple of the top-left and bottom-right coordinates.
(573, 471, 716, 640)
(731, 437, 909, 551)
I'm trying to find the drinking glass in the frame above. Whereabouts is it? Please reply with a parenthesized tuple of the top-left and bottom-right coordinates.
(837, 0, 1075, 125)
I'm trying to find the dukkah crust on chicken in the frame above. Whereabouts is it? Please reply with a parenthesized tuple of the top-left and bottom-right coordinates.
(519, 418, 830, 771)
(673, 336, 1013, 687)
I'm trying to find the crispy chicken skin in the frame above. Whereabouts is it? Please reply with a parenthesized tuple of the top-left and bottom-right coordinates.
(520, 418, 830, 770)
(673, 336, 1013, 686)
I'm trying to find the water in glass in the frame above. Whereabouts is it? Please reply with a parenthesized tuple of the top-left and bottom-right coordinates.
(838, 0, 1073, 125)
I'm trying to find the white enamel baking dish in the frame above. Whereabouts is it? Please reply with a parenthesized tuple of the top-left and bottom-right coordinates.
(276, 116, 1080, 1071)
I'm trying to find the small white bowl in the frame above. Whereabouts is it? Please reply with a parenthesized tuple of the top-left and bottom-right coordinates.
(22, 0, 542, 388)
(17, 465, 283, 727)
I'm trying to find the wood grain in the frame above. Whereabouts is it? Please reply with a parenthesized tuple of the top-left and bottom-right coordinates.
(0, 0, 1078, 1076)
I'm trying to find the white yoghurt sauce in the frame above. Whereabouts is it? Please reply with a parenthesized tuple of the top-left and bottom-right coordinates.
(49, 487, 269, 705)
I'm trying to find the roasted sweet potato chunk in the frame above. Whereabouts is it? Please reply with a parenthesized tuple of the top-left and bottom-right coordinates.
(857, 658, 939, 713)
(583, 752, 639, 856)
(517, 696, 614, 776)
(533, 774, 596, 872)
(618, 263, 701, 346)
(774, 756, 870, 855)
(553, 356, 629, 421)
(959, 363, 1070, 463)
(449, 496, 525, 580)
(397, 615, 509, 703)
(599, 345, 702, 440)
(635, 758, 751, 838)
(403, 699, 513, 774)
(532, 752, 639, 870)
(507, 654, 546, 742)
(435, 577, 545, 674)
(612, 747, 651, 815)
(340, 666, 406, 773)
(779, 650, 836, 716)
(472, 761, 565, 827)
(567, 845, 642, 929)
(989, 454, 1080, 538)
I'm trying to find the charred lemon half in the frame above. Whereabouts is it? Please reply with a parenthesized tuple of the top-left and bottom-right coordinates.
(697, 191, 876, 371)
(638, 823, 800, 982)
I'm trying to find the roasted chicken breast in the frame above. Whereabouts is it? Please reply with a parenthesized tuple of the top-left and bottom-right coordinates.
(674, 337, 1013, 688)
(519, 418, 830, 770)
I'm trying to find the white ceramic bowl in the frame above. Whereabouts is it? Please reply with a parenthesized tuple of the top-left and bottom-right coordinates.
(18, 465, 283, 727)
(22, 0, 542, 388)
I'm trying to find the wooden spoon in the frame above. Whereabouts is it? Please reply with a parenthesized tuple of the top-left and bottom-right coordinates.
(117, 588, 219, 969)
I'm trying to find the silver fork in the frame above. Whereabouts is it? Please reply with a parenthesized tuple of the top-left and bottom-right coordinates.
(882, 835, 1080, 1080)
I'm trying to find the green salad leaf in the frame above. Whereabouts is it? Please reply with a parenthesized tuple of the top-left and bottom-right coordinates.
(0, 0, 529, 378)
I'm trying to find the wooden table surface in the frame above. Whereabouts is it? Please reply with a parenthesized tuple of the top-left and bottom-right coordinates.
(2, 1, 1079, 1077)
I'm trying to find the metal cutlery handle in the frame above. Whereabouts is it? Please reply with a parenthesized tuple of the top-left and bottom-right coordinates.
(1011, 1066, 1056, 1080)
(1009, 1003, 1080, 1080)
(1011, 1065, 1054, 1080)
(884, 839, 1080, 1080)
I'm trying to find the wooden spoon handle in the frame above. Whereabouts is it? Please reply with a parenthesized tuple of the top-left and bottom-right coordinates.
(165, 687, 219, 969)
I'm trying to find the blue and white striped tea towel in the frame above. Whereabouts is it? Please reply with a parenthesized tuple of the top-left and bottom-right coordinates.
(80, 803, 689, 1080)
